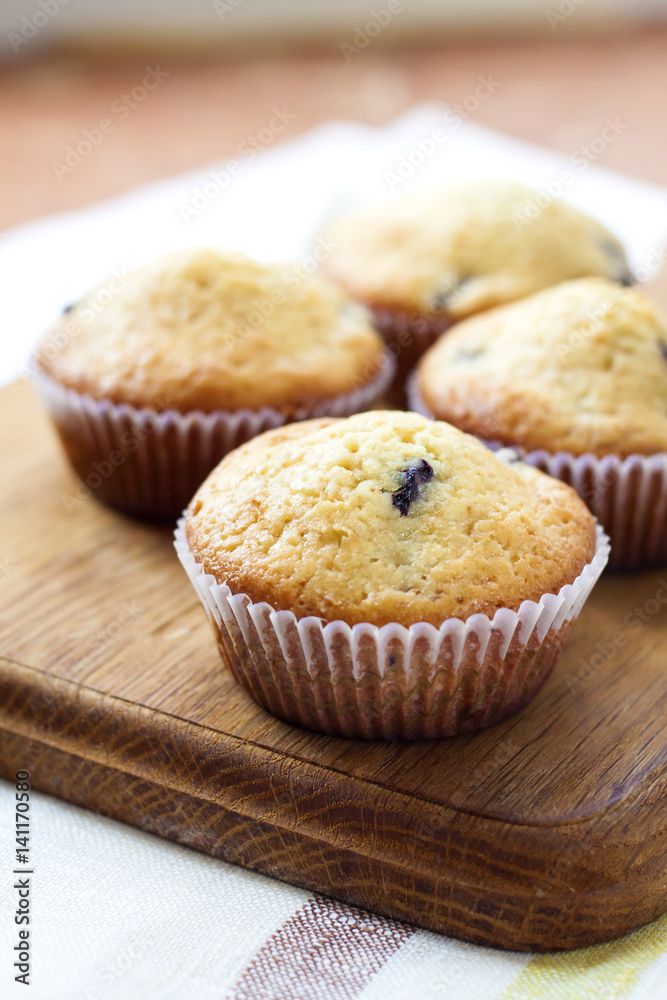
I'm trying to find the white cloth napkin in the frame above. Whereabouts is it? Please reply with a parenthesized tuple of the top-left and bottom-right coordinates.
(2, 106, 667, 999)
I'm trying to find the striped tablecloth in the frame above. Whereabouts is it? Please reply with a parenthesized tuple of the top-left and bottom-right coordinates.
(1, 782, 666, 999)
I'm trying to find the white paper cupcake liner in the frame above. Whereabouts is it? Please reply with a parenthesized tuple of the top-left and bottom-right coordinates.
(408, 375, 667, 572)
(31, 355, 394, 520)
(174, 521, 609, 741)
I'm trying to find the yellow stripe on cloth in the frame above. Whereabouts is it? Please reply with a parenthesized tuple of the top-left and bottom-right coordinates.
(498, 914, 667, 1000)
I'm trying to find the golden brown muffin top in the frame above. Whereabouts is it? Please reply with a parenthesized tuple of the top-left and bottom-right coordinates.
(37, 249, 386, 413)
(323, 179, 630, 318)
(186, 410, 595, 627)
(416, 277, 667, 457)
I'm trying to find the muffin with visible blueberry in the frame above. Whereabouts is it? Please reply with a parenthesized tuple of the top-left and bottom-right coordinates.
(177, 410, 607, 739)
(322, 179, 631, 384)
(33, 248, 392, 520)
(412, 277, 667, 569)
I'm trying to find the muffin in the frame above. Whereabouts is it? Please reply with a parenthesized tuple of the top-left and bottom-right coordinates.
(411, 277, 667, 570)
(176, 411, 608, 740)
(322, 179, 631, 383)
(33, 249, 392, 519)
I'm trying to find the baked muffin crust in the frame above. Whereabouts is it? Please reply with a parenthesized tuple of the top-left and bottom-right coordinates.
(416, 277, 667, 457)
(186, 410, 595, 627)
(323, 180, 631, 319)
(38, 249, 386, 413)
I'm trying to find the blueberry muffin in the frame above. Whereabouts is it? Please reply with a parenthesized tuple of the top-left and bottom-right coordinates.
(413, 277, 667, 569)
(33, 249, 391, 519)
(414, 278, 667, 455)
(322, 180, 631, 381)
(179, 410, 605, 739)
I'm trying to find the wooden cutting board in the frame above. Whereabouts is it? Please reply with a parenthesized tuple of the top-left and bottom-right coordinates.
(1, 377, 666, 953)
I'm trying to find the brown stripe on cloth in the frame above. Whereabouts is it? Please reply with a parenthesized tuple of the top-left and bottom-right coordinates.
(227, 896, 416, 1000)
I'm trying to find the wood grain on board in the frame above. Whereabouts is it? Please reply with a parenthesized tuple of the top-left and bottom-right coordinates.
(1, 378, 666, 951)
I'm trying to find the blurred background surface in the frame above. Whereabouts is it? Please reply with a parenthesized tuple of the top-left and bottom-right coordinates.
(1, 0, 667, 230)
